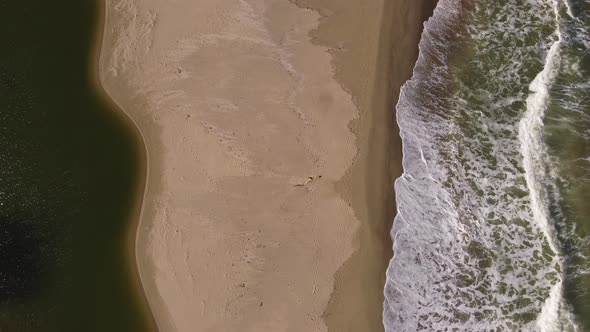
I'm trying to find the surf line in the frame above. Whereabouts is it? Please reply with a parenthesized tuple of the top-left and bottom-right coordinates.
(519, 1, 576, 330)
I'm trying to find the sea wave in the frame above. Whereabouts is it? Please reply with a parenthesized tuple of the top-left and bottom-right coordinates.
(383, 0, 587, 330)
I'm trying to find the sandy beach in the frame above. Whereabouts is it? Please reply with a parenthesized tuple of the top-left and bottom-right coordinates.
(99, 0, 436, 331)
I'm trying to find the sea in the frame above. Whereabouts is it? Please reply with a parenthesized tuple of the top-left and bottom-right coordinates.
(384, 0, 590, 331)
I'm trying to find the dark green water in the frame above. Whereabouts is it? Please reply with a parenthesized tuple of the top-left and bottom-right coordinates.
(0, 1, 152, 331)
(545, 0, 590, 328)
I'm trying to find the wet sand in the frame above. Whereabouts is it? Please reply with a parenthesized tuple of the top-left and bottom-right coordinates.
(294, 2, 439, 330)
(99, 0, 436, 331)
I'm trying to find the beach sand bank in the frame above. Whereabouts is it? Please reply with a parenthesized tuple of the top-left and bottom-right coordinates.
(99, 0, 435, 331)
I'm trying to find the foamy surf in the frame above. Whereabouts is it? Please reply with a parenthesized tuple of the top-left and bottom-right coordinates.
(520, 1, 576, 330)
(384, 0, 590, 330)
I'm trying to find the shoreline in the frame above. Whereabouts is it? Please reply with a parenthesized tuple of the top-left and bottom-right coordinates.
(97, 1, 175, 330)
(92, 1, 158, 330)
(98, 0, 437, 331)
(290, 1, 439, 330)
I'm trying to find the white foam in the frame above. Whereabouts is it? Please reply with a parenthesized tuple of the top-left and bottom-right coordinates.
(563, 0, 575, 18)
(519, 0, 580, 329)
(537, 283, 581, 332)
(383, 0, 580, 330)
(537, 283, 564, 331)
(520, 0, 562, 256)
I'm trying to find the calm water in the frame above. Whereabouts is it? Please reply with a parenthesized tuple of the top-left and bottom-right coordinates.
(385, 0, 590, 330)
(0, 1, 152, 331)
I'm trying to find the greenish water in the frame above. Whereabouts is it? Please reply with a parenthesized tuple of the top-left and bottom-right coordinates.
(545, 0, 590, 328)
(384, 0, 590, 331)
(0, 1, 152, 331)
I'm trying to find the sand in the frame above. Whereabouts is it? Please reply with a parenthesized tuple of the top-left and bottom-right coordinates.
(99, 0, 436, 331)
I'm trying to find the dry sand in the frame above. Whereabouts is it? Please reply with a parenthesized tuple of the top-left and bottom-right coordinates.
(99, 0, 436, 331)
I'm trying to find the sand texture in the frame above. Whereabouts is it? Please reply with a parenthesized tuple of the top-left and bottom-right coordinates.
(99, 0, 435, 331)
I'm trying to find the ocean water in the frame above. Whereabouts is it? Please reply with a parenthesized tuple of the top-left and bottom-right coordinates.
(384, 0, 590, 330)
